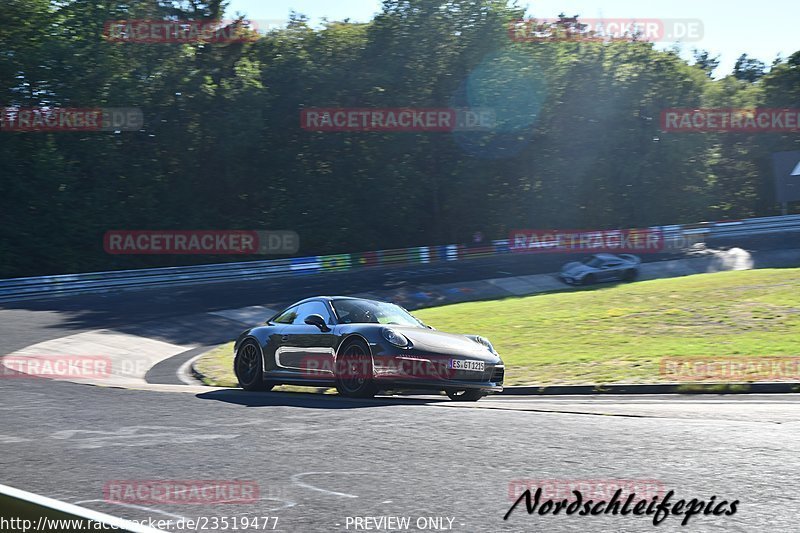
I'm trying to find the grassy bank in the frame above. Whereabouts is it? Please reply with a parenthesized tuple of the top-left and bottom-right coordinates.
(415, 268, 800, 385)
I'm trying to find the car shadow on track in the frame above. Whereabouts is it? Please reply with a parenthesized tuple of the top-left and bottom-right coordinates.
(196, 389, 450, 409)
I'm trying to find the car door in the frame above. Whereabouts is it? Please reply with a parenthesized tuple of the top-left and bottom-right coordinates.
(276, 300, 338, 377)
(599, 259, 624, 281)
(261, 305, 299, 372)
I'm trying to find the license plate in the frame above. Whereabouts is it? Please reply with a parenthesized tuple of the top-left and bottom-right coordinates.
(449, 359, 485, 372)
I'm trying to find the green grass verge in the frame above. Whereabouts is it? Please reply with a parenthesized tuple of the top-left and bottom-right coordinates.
(194, 343, 237, 387)
(195, 268, 800, 387)
(414, 268, 800, 385)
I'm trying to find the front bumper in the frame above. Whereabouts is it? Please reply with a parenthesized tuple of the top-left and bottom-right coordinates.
(377, 377, 504, 393)
(373, 359, 504, 393)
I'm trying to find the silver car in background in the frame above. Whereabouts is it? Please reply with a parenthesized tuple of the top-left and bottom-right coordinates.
(560, 253, 641, 285)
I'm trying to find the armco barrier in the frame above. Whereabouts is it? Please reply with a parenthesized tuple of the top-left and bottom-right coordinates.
(0, 214, 798, 303)
(710, 215, 800, 238)
(0, 483, 165, 532)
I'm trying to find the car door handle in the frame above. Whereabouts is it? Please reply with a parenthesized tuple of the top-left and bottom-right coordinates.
(281, 335, 289, 342)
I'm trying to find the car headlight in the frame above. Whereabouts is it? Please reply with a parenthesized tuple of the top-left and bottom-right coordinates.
(471, 335, 496, 354)
(382, 328, 409, 348)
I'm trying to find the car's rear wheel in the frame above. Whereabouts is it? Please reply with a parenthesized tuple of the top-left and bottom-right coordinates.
(623, 269, 638, 281)
(446, 389, 485, 402)
(234, 339, 274, 391)
(335, 339, 378, 398)
(582, 274, 596, 285)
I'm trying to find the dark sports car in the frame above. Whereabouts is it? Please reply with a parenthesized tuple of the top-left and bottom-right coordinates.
(233, 296, 504, 401)
(560, 253, 641, 285)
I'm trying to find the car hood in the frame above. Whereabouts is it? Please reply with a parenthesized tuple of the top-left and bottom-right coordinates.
(391, 327, 498, 360)
(561, 262, 593, 276)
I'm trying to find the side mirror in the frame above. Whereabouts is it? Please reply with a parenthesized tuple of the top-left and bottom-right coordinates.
(304, 314, 330, 332)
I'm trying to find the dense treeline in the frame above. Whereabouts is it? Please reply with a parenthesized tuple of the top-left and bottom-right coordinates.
(1, 0, 799, 277)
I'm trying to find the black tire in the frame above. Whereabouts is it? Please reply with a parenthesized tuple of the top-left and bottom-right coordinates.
(335, 338, 378, 398)
(623, 269, 638, 281)
(582, 274, 596, 285)
(447, 389, 485, 402)
(234, 339, 274, 391)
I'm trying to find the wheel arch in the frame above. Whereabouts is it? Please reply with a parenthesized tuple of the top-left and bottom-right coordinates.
(335, 333, 373, 357)
(236, 335, 268, 373)
(334, 333, 375, 371)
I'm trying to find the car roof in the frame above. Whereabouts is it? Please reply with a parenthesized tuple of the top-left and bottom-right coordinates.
(288, 295, 389, 307)
(268, 296, 403, 323)
(593, 253, 621, 260)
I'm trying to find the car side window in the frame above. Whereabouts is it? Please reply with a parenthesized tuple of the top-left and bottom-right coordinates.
(586, 257, 603, 268)
(273, 306, 299, 324)
(292, 301, 333, 325)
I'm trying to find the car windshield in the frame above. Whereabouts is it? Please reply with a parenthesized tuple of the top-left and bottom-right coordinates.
(583, 256, 604, 268)
(332, 299, 424, 327)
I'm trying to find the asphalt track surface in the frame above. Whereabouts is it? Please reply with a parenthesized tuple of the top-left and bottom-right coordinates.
(2, 376, 799, 532)
(1, 238, 799, 532)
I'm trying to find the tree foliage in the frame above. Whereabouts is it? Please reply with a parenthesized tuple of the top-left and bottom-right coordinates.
(1, 1, 798, 277)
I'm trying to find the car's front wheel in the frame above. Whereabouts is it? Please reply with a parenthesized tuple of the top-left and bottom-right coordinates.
(446, 389, 485, 402)
(335, 339, 378, 399)
(234, 339, 274, 391)
(582, 274, 596, 285)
